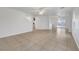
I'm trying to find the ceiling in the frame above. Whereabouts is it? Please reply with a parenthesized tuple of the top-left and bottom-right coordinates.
(9, 7, 73, 16)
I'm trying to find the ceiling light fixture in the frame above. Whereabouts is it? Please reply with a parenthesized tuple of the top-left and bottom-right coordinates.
(39, 10, 45, 15)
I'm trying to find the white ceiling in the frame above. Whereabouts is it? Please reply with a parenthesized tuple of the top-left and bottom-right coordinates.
(9, 7, 73, 16)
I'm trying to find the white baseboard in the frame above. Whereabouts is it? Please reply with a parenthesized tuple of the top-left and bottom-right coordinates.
(72, 32, 79, 48)
(0, 29, 33, 39)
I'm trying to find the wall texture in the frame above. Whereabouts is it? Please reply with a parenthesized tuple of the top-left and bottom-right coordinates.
(0, 8, 33, 38)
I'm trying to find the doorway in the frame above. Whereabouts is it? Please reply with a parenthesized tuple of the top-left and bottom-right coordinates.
(56, 17, 66, 36)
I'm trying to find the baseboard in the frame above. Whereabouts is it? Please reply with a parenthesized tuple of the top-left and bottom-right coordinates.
(72, 32, 79, 48)
(0, 30, 33, 39)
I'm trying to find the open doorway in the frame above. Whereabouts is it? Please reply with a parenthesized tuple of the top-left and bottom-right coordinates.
(57, 17, 65, 28)
(56, 17, 66, 36)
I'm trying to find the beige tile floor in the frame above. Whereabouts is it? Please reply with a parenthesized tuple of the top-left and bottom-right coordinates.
(0, 28, 79, 51)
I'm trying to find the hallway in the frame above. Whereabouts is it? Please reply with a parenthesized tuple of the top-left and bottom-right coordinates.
(0, 28, 78, 51)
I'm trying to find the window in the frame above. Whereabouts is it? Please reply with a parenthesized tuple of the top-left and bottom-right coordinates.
(57, 17, 65, 27)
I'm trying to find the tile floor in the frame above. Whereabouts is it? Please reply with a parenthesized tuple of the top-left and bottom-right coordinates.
(0, 28, 78, 51)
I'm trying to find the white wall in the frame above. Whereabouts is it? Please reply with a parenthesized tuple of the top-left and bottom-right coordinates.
(49, 16, 58, 29)
(72, 8, 79, 48)
(35, 16, 49, 30)
(0, 8, 33, 38)
(65, 10, 72, 32)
